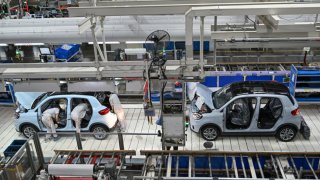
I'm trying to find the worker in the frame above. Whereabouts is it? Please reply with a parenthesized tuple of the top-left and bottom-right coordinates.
(71, 100, 90, 140)
(42, 106, 61, 142)
(105, 91, 126, 132)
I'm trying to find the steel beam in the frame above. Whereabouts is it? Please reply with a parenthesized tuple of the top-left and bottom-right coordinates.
(166, 154, 172, 177)
(70, 1, 288, 17)
(232, 156, 238, 178)
(199, 16, 205, 78)
(187, 3, 320, 17)
(216, 40, 320, 49)
(141, 150, 320, 156)
(185, 2, 320, 59)
(248, 157, 257, 178)
(211, 31, 320, 40)
(305, 155, 319, 179)
(188, 156, 192, 177)
(79, 0, 286, 7)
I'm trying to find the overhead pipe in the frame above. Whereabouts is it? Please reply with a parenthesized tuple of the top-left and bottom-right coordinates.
(0, 25, 213, 44)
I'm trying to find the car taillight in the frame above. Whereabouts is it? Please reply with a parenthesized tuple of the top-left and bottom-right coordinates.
(291, 108, 300, 116)
(99, 108, 110, 115)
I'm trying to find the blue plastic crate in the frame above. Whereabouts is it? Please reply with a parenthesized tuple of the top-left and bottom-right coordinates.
(10, 139, 27, 146)
(4, 145, 22, 157)
(219, 76, 243, 87)
(202, 76, 217, 87)
(246, 75, 272, 81)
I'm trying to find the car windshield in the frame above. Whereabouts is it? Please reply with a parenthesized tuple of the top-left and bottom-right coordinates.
(31, 92, 49, 109)
(212, 85, 233, 109)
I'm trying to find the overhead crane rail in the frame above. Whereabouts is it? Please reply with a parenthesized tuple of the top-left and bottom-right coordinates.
(0, 61, 296, 81)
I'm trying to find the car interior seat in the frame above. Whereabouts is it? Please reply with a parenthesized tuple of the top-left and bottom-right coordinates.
(231, 102, 250, 127)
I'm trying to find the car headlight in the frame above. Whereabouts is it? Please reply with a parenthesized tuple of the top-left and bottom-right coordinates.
(192, 113, 203, 120)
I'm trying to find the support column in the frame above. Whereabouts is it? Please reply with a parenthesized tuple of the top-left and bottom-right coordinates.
(200, 16, 205, 77)
(185, 14, 193, 61)
(91, 18, 99, 63)
(213, 16, 217, 65)
(91, 17, 106, 62)
(6, 0, 12, 19)
(101, 17, 108, 61)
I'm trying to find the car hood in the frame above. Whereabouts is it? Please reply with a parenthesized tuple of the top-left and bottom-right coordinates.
(15, 92, 44, 109)
(195, 83, 214, 109)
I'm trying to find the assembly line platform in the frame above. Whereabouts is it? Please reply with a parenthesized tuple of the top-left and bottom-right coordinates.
(1, 105, 320, 158)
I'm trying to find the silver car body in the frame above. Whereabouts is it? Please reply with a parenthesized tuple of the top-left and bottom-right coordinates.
(15, 93, 118, 134)
(189, 83, 303, 137)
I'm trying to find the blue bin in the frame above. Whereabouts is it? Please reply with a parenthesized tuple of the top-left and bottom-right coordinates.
(246, 75, 272, 81)
(202, 76, 217, 87)
(11, 139, 27, 146)
(4, 145, 22, 157)
(219, 76, 244, 87)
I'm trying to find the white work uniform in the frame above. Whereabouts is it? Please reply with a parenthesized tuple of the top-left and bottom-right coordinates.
(42, 108, 60, 138)
(109, 94, 126, 131)
(71, 103, 89, 133)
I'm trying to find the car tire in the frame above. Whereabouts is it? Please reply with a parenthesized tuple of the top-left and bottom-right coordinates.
(276, 126, 297, 142)
(91, 125, 109, 140)
(201, 125, 219, 141)
(21, 124, 38, 138)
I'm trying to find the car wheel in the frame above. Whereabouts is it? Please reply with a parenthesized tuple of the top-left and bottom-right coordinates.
(91, 125, 109, 140)
(277, 126, 297, 142)
(21, 125, 38, 138)
(201, 125, 219, 141)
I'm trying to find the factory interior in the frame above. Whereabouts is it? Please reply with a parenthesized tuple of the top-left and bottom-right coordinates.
(2, 0, 320, 179)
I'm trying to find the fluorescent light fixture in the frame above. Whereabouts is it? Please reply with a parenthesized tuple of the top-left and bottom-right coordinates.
(125, 41, 154, 44)
(88, 41, 120, 44)
(0, 43, 8, 46)
(14, 43, 45, 46)
(124, 48, 146, 55)
(294, 22, 314, 25)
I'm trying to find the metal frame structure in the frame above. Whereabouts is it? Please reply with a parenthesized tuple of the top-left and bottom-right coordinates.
(138, 150, 320, 179)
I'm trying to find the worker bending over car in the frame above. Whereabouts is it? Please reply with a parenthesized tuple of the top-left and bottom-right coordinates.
(71, 101, 90, 140)
(105, 92, 126, 132)
(42, 106, 61, 142)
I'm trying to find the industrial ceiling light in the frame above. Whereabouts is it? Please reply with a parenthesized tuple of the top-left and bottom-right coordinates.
(14, 43, 45, 46)
(88, 41, 120, 44)
(125, 41, 154, 44)
(0, 43, 8, 46)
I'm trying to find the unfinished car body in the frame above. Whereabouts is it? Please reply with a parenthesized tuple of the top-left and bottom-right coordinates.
(189, 81, 310, 142)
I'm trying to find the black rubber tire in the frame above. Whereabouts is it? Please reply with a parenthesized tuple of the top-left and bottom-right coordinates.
(201, 125, 219, 141)
(276, 126, 297, 142)
(91, 125, 109, 140)
(21, 124, 39, 138)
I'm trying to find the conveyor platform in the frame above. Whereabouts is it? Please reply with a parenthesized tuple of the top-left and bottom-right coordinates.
(1, 105, 320, 158)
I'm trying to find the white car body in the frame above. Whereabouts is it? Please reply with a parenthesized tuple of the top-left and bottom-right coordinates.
(15, 92, 118, 139)
(189, 81, 309, 142)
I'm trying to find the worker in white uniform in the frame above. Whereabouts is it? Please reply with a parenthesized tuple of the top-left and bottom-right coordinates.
(42, 107, 60, 141)
(71, 102, 89, 139)
(106, 92, 126, 132)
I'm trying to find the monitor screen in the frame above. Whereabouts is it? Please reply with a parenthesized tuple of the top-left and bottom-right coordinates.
(39, 47, 51, 55)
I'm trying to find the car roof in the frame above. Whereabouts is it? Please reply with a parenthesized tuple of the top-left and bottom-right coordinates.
(48, 92, 97, 97)
(226, 81, 290, 96)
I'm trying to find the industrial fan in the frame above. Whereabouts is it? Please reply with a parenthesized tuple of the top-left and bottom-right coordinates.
(143, 30, 170, 124)
(145, 30, 170, 66)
